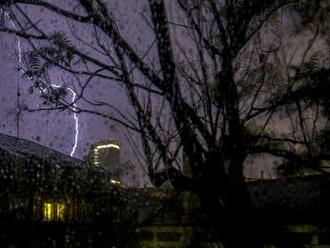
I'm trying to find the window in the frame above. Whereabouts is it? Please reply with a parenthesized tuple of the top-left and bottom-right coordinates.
(43, 202, 65, 222)
(9, 200, 24, 210)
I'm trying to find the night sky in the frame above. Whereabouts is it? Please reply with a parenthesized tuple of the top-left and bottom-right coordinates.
(0, 0, 154, 185)
(0, 31, 125, 160)
(0, 0, 277, 184)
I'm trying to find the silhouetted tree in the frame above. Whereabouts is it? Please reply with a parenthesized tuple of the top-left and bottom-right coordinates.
(1, 0, 330, 246)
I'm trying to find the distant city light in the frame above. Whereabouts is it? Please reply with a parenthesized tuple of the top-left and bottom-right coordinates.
(93, 143, 120, 167)
(110, 179, 121, 185)
(95, 144, 120, 150)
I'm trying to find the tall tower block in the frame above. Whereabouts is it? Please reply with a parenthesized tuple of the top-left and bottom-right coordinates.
(90, 139, 120, 175)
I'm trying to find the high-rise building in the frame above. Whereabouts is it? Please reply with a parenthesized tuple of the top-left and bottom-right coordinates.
(89, 139, 121, 176)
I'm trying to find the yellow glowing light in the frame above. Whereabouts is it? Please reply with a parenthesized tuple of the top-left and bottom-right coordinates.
(110, 179, 121, 185)
(43, 202, 65, 221)
(57, 203, 65, 221)
(96, 144, 120, 150)
(93, 143, 120, 167)
(43, 203, 52, 221)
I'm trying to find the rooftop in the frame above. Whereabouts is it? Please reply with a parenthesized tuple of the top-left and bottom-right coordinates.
(0, 132, 84, 167)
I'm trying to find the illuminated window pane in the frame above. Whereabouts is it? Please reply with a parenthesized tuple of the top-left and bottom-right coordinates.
(57, 203, 65, 221)
(43, 202, 65, 221)
(43, 203, 53, 221)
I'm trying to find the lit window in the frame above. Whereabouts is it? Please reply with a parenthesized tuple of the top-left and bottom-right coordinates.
(43, 202, 65, 221)
(9, 201, 24, 210)
(57, 203, 65, 220)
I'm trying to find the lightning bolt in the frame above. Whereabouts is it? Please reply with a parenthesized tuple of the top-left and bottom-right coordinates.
(50, 85, 79, 157)
(4, 11, 79, 157)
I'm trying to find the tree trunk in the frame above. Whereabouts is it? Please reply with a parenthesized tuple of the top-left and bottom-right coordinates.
(196, 153, 258, 247)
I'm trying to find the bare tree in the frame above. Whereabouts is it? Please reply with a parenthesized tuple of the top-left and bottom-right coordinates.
(1, 0, 330, 245)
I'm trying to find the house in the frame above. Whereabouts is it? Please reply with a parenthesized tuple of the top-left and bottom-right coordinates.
(249, 175, 330, 248)
(130, 175, 330, 248)
(1, 132, 330, 247)
(0, 132, 120, 221)
(0, 132, 122, 247)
